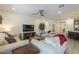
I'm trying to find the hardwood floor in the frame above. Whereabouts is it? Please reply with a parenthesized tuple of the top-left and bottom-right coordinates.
(66, 38, 79, 54)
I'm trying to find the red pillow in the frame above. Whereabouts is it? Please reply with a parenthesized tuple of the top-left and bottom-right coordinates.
(54, 34, 67, 45)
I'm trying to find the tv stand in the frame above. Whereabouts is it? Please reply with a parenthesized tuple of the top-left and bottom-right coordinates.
(23, 31, 36, 40)
(22, 24, 35, 40)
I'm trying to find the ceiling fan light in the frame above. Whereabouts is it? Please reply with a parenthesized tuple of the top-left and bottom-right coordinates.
(12, 8, 15, 11)
(58, 11, 62, 14)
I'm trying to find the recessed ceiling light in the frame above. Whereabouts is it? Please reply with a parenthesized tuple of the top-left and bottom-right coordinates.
(12, 8, 15, 11)
(58, 11, 62, 14)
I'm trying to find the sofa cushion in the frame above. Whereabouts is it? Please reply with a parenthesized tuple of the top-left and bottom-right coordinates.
(5, 37, 16, 44)
(31, 39, 58, 54)
(0, 32, 8, 45)
(45, 37, 60, 47)
(0, 32, 8, 39)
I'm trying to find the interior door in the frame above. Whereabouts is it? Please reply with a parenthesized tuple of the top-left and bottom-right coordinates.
(59, 22, 66, 34)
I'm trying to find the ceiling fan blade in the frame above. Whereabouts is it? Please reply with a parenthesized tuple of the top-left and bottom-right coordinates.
(40, 12, 44, 16)
(32, 9, 45, 16)
(32, 13, 39, 15)
(58, 4, 64, 8)
(39, 9, 44, 12)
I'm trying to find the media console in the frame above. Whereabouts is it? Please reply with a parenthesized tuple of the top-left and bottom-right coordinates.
(23, 31, 36, 40)
(22, 24, 36, 40)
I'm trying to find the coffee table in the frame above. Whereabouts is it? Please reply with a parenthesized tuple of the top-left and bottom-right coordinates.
(31, 35, 43, 41)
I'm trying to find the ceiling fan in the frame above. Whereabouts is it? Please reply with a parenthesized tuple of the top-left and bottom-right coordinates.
(32, 9, 45, 16)
(58, 4, 64, 8)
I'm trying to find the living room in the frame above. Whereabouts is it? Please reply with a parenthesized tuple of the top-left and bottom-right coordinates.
(0, 4, 79, 54)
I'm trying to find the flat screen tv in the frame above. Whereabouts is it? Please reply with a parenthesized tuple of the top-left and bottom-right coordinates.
(23, 24, 34, 32)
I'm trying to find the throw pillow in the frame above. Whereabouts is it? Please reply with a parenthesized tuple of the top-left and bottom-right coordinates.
(5, 37, 16, 44)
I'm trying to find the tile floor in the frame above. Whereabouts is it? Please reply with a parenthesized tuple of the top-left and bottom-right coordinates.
(66, 38, 79, 54)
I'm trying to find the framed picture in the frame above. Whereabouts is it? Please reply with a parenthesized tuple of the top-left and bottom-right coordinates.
(74, 18, 79, 31)
(52, 24, 55, 32)
(0, 15, 2, 24)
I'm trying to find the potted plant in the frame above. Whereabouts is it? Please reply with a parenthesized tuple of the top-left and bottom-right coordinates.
(39, 23, 45, 35)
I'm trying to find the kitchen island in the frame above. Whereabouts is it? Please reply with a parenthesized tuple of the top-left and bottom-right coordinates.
(68, 31, 79, 40)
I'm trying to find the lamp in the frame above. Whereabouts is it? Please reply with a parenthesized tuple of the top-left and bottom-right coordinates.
(4, 28, 11, 32)
(3, 25, 12, 32)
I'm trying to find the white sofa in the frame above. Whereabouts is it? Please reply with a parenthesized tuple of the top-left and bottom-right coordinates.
(0, 40, 29, 54)
(31, 39, 67, 54)
(0, 32, 29, 53)
(0, 36, 67, 54)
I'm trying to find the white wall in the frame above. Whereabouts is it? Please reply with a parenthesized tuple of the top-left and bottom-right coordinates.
(0, 10, 75, 36)
(53, 18, 74, 34)
(0, 11, 53, 35)
(65, 18, 74, 32)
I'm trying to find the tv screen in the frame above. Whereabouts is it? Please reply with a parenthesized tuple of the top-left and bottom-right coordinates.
(23, 24, 34, 32)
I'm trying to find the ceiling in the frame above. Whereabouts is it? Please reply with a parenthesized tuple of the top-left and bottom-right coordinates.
(0, 4, 79, 20)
